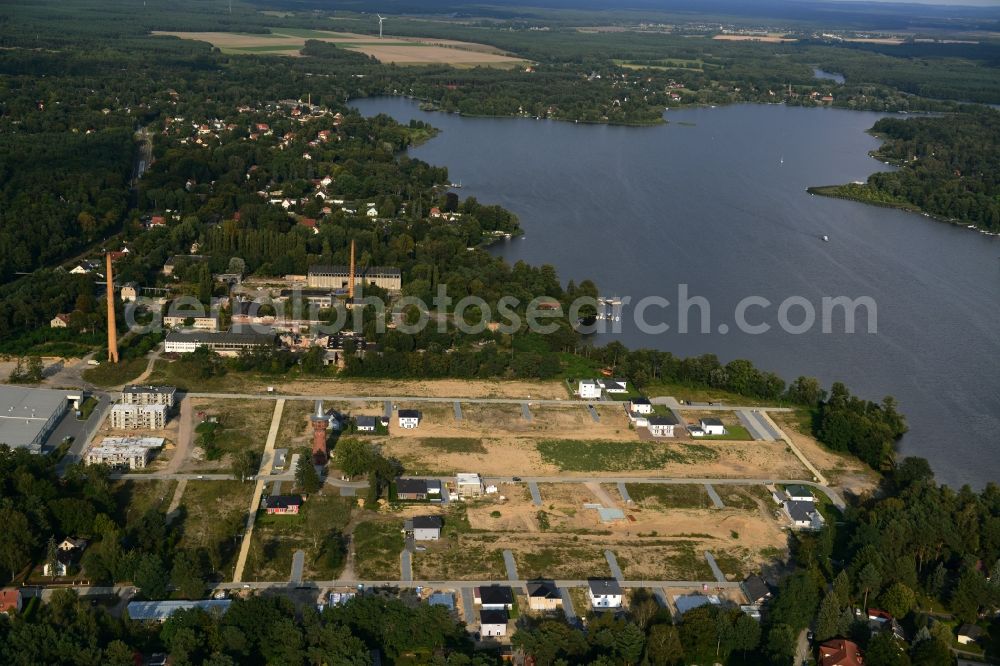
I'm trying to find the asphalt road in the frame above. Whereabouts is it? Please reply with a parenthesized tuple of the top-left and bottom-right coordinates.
(53, 391, 111, 475)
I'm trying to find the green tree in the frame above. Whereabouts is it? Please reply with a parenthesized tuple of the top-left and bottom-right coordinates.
(296, 455, 322, 494)
(857, 562, 883, 610)
(644, 624, 684, 665)
(0, 505, 35, 579)
(231, 450, 259, 483)
(866, 632, 911, 666)
(45, 535, 58, 577)
(171, 550, 206, 599)
(879, 582, 916, 619)
(134, 553, 169, 600)
(765, 623, 798, 666)
(334, 439, 377, 478)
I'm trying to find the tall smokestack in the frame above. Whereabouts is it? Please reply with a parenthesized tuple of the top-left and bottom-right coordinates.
(106, 252, 119, 363)
(348, 239, 356, 300)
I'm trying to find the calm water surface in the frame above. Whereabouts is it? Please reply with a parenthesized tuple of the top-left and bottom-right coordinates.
(353, 97, 1000, 489)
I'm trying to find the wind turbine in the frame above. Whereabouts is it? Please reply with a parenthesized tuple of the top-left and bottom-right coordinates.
(377, 14, 385, 39)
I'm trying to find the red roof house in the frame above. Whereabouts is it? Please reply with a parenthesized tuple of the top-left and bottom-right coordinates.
(819, 639, 863, 666)
(0, 588, 22, 614)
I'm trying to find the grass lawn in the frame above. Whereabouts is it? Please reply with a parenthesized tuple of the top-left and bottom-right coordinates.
(145, 359, 260, 393)
(557, 353, 603, 382)
(699, 424, 753, 441)
(247, 490, 354, 581)
(537, 440, 717, 472)
(113, 480, 176, 528)
(516, 544, 609, 580)
(353, 519, 404, 580)
(418, 437, 487, 454)
(77, 396, 99, 420)
(274, 401, 313, 450)
(626, 484, 714, 509)
(177, 481, 254, 580)
(716, 487, 763, 511)
(642, 381, 792, 407)
(81, 358, 148, 388)
(191, 400, 272, 464)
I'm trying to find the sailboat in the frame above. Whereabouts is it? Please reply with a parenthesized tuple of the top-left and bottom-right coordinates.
(779, 156, 784, 165)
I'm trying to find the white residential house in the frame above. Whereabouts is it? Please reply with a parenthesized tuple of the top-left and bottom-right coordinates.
(474, 586, 514, 610)
(699, 418, 726, 436)
(398, 409, 421, 429)
(366, 206, 379, 218)
(578, 380, 602, 400)
(628, 398, 653, 415)
(647, 417, 677, 438)
(44, 538, 87, 576)
(120, 282, 138, 303)
(588, 579, 623, 609)
(599, 379, 628, 394)
(784, 500, 825, 530)
(354, 416, 377, 432)
(480, 610, 508, 637)
(407, 515, 442, 541)
(50, 314, 71, 328)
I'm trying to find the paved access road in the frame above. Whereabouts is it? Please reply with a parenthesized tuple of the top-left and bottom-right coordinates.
(214, 578, 741, 591)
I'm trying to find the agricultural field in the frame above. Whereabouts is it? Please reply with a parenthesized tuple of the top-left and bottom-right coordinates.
(153, 29, 527, 67)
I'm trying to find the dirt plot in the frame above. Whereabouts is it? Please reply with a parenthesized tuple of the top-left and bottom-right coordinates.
(510, 482, 786, 581)
(265, 378, 568, 400)
(770, 413, 877, 495)
(382, 433, 806, 478)
(182, 399, 271, 472)
(153, 30, 526, 66)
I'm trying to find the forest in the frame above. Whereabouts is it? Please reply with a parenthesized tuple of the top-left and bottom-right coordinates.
(814, 108, 1000, 231)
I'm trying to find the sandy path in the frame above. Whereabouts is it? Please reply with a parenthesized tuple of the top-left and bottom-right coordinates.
(167, 398, 193, 474)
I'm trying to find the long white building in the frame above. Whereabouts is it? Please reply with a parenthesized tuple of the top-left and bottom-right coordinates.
(121, 385, 177, 408)
(109, 404, 168, 430)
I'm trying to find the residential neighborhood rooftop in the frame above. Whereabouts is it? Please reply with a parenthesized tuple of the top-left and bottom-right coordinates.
(588, 579, 622, 595)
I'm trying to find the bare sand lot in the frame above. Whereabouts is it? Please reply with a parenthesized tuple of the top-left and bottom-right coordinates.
(153, 29, 526, 67)
(375, 400, 808, 478)
(269, 377, 569, 400)
(403, 480, 787, 581)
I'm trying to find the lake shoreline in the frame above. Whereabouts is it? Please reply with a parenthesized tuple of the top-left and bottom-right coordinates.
(807, 184, 999, 236)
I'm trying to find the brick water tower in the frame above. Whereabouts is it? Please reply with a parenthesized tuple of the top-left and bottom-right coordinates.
(310, 400, 329, 465)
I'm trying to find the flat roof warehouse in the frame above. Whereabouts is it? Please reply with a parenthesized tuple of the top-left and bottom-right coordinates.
(0, 385, 77, 452)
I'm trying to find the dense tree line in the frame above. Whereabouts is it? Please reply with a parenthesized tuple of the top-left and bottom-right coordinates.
(865, 110, 1000, 230)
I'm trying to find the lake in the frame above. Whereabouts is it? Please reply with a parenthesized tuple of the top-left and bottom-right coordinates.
(353, 97, 1000, 489)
